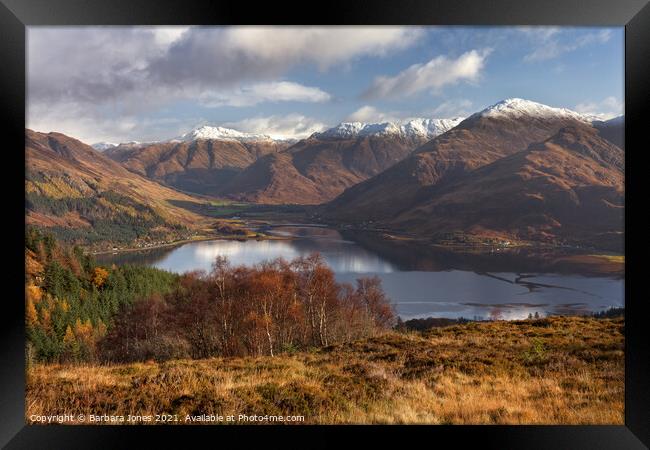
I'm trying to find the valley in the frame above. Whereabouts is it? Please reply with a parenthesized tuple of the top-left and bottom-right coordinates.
(26, 98, 625, 265)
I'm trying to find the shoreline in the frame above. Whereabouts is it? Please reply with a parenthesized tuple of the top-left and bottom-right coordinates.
(88, 222, 624, 276)
(89, 231, 291, 256)
(336, 228, 625, 259)
(313, 222, 624, 257)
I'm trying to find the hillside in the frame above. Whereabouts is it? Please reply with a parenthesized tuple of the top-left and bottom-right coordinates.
(25, 129, 211, 249)
(593, 116, 625, 149)
(104, 134, 289, 196)
(220, 133, 431, 205)
(390, 125, 624, 251)
(323, 99, 603, 223)
(105, 119, 461, 205)
(27, 315, 623, 424)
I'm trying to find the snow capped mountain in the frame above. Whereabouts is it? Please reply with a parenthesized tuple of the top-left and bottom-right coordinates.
(111, 141, 147, 149)
(472, 98, 602, 123)
(315, 121, 402, 139)
(173, 125, 275, 143)
(400, 118, 465, 138)
(314, 117, 464, 140)
(91, 142, 118, 151)
(94, 100, 620, 150)
(315, 122, 367, 139)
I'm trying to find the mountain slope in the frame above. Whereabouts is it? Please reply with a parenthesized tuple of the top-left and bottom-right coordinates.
(217, 151, 330, 204)
(105, 140, 286, 196)
(218, 118, 463, 205)
(25, 129, 209, 248)
(323, 99, 605, 222)
(104, 126, 291, 196)
(219, 135, 425, 204)
(593, 116, 624, 149)
(390, 125, 624, 250)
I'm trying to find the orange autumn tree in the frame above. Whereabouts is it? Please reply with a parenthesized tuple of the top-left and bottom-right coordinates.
(26, 284, 42, 327)
(26, 298, 39, 327)
(101, 253, 396, 363)
(91, 267, 110, 289)
(74, 318, 104, 360)
(62, 324, 79, 360)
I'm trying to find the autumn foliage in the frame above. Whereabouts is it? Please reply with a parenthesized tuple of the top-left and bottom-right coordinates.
(100, 254, 396, 362)
(25, 228, 395, 364)
(25, 227, 177, 363)
(91, 267, 110, 289)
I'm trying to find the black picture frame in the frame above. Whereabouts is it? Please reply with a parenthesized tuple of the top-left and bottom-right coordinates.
(2, 1, 648, 448)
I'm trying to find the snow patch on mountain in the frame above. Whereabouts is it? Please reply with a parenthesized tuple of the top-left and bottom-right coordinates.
(400, 118, 465, 138)
(91, 142, 118, 151)
(473, 98, 602, 123)
(314, 117, 464, 140)
(173, 125, 275, 143)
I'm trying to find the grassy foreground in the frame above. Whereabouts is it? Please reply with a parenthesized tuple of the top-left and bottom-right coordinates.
(26, 316, 623, 425)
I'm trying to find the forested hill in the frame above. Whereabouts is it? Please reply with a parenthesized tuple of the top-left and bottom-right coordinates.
(25, 129, 209, 250)
(25, 227, 178, 363)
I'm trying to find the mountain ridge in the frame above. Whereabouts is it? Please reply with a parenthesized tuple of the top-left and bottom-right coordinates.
(313, 117, 464, 140)
(387, 124, 623, 250)
(321, 99, 624, 251)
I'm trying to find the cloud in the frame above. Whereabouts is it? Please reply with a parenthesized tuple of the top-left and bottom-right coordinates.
(29, 26, 420, 107)
(574, 96, 624, 119)
(345, 106, 399, 123)
(151, 27, 423, 84)
(346, 100, 472, 125)
(148, 27, 424, 89)
(222, 114, 327, 140)
(516, 27, 562, 42)
(221, 27, 424, 70)
(428, 99, 474, 118)
(522, 29, 611, 62)
(362, 49, 490, 100)
(198, 81, 331, 107)
(27, 99, 206, 145)
(27, 26, 421, 142)
(28, 27, 164, 106)
(151, 26, 190, 46)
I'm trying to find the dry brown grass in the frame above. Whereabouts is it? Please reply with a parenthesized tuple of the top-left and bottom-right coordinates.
(26, 316, 623, 425)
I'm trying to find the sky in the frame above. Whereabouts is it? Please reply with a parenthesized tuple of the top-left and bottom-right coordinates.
(26, 26, 624, 144)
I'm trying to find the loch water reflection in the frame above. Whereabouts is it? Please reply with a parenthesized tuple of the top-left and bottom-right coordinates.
(97, 226, 624, 320)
